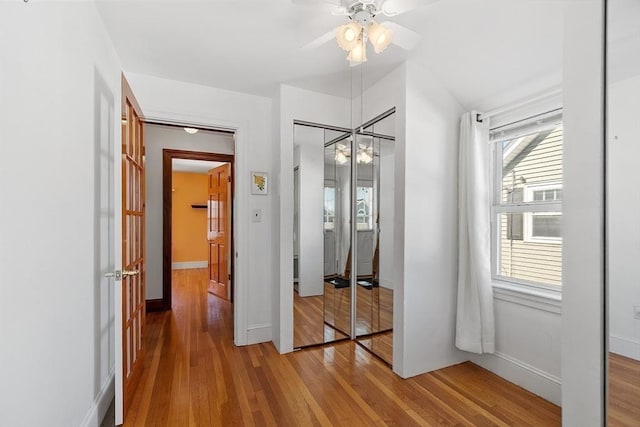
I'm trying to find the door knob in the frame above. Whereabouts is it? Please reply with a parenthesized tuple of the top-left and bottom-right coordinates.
(122, 269, 140, 278)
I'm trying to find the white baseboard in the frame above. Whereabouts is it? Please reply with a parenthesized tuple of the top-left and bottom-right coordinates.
(80, 369, 115, 427)
(471, 351, 561, 406)
(247, 323, 272, 345)
(172, 261, 207, 270)
(610, 334, 640, 361)
(379, 278, 393, 289)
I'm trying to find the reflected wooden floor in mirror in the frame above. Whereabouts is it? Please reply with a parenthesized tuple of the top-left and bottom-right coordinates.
(293, 281, 394, 348)
(293, 287, 348, 348)
(120, 268, 561, 426)
(609, 353, 640, 426)
(356, 286, 393, 335)
(357, 331, 393, 365)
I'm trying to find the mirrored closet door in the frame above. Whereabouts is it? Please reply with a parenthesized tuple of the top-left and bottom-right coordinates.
(293, 110, 396, 366)
(606, 0, 640, 424)
(293, 122, 352, 348)
(354, 112, 395, 365)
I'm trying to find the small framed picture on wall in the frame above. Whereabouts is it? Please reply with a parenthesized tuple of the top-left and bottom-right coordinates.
(251, 171, 268, 195)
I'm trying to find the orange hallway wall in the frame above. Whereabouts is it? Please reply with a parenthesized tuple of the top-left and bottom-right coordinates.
(172, 171, 209, 263)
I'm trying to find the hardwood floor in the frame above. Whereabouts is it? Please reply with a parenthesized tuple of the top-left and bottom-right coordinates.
(118, 268, 561, 426)
(293, 290, 348, 348)
(294, 281, 394, 350)
(357, 330, 393, 365)
(609, 352, 640, 426)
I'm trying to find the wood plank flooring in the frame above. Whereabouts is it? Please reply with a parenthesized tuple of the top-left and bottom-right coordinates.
(294, 281, 394, 349)
(609, 352, 640, 426)
(118, 268, 561, 426)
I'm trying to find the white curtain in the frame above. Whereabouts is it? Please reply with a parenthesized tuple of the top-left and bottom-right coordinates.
(455, 112, 495, 354)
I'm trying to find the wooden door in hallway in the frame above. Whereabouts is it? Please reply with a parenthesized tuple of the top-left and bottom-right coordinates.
(207, 163, 231, 300)
(116, 75, 145, 425)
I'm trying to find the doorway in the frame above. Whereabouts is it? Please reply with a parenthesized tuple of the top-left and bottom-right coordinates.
(162, 148, 235, 310)
(140, 121, 235, 313)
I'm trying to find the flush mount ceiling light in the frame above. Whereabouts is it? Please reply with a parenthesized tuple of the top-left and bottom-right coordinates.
(184, 127, 199, 134)
(299, 0, 430, 64)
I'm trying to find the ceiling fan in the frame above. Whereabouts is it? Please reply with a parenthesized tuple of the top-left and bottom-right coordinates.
(296, 0, 436, 64)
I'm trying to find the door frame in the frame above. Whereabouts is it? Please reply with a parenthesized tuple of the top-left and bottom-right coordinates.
(158, 148, 235, 311)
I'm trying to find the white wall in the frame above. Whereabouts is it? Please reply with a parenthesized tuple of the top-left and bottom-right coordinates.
(378, 143, 395, 289)
(561, 0, 605, 425)
(471, 291, 562, 404)
(126, 72, 273, 346)
(294, 127, 324, 297)
(145, 124, 234, 300)
(337, 163, 351, 275)
(608, 75, 640, 360)
(274, 85, 350, 352)
(0, 2, 121, 426)
(397, 61, 468, 377)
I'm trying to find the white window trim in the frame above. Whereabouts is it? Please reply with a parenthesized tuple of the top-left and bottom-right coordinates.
(356, 183, 374, 231)
(490, 119, 563, 292)
(324, 180, 337, 231)
(523, 183, 562, 244)
(492, 279, 562, 313)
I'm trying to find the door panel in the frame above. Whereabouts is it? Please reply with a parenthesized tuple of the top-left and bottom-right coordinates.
(116, 76, 145, 425)
(208, 163, 231, 300)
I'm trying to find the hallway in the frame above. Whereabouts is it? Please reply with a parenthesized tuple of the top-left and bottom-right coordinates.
(109, 269, 560, 426)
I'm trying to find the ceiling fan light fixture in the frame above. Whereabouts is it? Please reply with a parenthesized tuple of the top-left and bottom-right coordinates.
(336, 22, 362, 51)
(367, 21, 393, 53)
(347, 38, 367, 65)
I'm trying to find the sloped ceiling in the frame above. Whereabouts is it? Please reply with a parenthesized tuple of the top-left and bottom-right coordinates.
(96, 0, 568, 110)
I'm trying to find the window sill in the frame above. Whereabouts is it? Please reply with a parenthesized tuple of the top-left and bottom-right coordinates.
(491, 280, 562, 314)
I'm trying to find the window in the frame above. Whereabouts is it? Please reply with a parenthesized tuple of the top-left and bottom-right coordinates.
(324, 186, 335, 231)
(491, 114, 563, 288)
(356, 186, 373, 230)
(524, 184, 562, 243)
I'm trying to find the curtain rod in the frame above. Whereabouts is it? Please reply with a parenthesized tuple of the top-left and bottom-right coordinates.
(477, 88, 562, 122)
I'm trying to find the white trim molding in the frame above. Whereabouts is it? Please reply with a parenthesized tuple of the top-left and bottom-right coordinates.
(471, 351, 561, 406)
(492, 282, 562, 314)
(247, 323, 272, 345)
(610, 334, 640, 361)
(80, 369, 115, 427)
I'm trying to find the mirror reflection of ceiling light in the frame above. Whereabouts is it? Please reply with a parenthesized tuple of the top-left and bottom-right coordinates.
(334, 142, 374, 164)
(184, 127, 199, 134)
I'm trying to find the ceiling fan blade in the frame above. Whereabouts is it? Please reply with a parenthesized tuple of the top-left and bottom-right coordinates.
(381, 21, 421, 50)
(301, 28, 337, 50)
(380, 0, 438, 16)
(292, 0, 343, 5)
(293, 0, 349, 15)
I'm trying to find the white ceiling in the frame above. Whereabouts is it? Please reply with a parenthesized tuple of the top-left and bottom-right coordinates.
(96, 0, 568, 109)
(172, 158, 225, 173)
